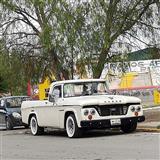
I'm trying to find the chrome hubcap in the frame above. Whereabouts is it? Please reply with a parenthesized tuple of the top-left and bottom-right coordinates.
(6, 120, 9, 128)
(67, 117, 75, 137)
(68, 119, 74, 134)
(31, 118, 37, 134)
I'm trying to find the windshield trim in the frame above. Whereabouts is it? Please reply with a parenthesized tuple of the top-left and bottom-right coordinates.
(63, 81, 110, 98)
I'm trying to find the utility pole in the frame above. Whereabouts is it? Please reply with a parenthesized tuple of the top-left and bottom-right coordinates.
(148, 67, 153, 86)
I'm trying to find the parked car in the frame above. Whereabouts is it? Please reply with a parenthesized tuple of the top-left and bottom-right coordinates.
(0, 96, 31, 130)
(21, 79, 145, 138)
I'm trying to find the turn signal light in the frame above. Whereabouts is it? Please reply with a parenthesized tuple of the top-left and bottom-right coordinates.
(134, 112, 138, 116)
(88, 115, 92, 120)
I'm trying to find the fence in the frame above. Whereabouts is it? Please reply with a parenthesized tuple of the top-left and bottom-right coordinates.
(107, 63, 160, 106)
(112, 86, 160, 106)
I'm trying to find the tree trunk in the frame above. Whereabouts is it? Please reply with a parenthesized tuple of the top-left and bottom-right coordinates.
(49, 48, 70, 81)
(93, 47, 110, 78)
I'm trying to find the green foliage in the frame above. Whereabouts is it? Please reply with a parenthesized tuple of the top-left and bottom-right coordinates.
(0, 0, 159, 81)
(0, 45, 28, 95)
(0, 77, 8, 92)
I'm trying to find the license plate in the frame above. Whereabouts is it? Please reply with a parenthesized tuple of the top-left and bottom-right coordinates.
(110, 119, 121, 125)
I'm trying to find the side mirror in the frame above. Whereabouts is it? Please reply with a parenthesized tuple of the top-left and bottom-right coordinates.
(0, 100, 5, 109)
(48, 94, 55, 103)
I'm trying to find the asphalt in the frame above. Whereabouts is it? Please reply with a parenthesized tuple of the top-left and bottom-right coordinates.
(0, 124, 6, 130)
(1, 131, 159, 160)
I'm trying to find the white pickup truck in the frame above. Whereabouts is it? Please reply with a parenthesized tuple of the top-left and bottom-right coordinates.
(21, 79, 145, 138)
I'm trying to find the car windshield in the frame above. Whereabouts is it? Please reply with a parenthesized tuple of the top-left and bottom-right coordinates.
(63, 81, 110, 98)
(6, 97, 31, 108)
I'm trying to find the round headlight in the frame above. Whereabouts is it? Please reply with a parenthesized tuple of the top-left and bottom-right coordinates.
(130, 106, 135, 112)
(136, 106, 141, 112)
(90, 109, 96, 115)
(84, 109, 89, 116)
(12, 112, 21, 119)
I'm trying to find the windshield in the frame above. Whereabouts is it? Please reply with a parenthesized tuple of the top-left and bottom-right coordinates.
(63, 81, 110, 98)
(6, 97, 31, 108)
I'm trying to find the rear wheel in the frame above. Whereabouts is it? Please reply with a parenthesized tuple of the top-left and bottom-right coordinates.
(121, 122, 137, 133)
(66, 114, 82, 138)
(30, 116, 44, 135)
(6, 117, 13, 130)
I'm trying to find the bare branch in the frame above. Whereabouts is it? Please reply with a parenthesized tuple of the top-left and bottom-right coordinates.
(18, 8, 38, 23)
(5, 32, 37, 36)
(34, 6, 43, 28)
(125, 31, 152, 46)
(136, 20, 160, 30)
(111, 0, 157, 42)
(15, 9, 40, 34)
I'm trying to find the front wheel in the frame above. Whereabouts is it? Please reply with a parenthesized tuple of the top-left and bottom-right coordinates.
(66, 114, 82, 138)
(6, 117, 13, 130)
(30, 116, 44, 135)
(121, 122, 137, 133)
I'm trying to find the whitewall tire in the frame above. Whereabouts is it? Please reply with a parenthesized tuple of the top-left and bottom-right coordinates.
(66, 114, 82, 138)
(30, 116, 44, 135)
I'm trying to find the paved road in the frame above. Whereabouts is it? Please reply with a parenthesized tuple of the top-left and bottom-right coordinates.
(0, 129, 159, 160)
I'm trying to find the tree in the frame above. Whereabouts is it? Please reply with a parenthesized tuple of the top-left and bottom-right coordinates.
(0, 46, 28, 95)
(0, 77, 8, 93)
(84, 0, 160, 78)
(0, 0, 159, 81)
(0, 0, 87, 80)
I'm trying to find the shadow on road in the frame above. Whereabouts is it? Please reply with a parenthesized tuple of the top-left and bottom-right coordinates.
(34, 128, 124, 138)
(1, 127, 134, 138)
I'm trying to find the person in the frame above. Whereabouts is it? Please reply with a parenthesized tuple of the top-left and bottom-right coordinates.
(91, 84, 98, 94)
(82, 85, 89, 95)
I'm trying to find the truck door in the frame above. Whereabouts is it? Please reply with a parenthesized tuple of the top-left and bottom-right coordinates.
(39, 85, 62, 128)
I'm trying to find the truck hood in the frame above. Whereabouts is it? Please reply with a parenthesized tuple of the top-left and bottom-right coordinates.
(62, 95, 141, 106)
(21, 95, 141, 109)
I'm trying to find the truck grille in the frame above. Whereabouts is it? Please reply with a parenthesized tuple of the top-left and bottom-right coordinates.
(95, 105, 128, 116)
(83, 103, 139, 116)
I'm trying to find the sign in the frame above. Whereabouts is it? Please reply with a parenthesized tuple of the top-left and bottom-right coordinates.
(101, 59, 160, 86)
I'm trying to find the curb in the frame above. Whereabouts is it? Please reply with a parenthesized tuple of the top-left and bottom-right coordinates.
(143, 106, 160, 111)
(137, 127, 160, 133)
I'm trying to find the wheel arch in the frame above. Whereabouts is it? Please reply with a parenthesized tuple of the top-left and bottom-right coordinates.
(64, 111, 74, 129)
(28, 113, 37, 125)
(64, 110, 80, 129)
(5, 115, 14, 130)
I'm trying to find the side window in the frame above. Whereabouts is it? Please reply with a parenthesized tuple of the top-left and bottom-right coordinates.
(64, 84, 74, 97)
(52, 85, 62, 98)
